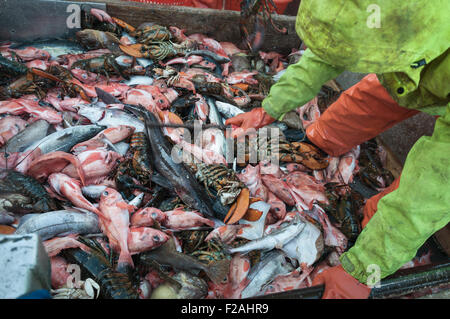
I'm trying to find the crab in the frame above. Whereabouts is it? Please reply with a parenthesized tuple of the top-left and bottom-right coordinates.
(153, 66, 180, 86)
(51, 278, 101, 299)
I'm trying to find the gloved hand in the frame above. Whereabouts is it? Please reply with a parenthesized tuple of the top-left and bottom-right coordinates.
(225, 107, 276, 138)
(311, 265, 371, 299)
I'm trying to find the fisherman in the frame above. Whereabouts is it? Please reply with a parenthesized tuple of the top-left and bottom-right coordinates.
(226, 0, 450, 298)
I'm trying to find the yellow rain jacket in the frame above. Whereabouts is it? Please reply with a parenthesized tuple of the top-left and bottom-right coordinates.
(262, 0, 449, 120)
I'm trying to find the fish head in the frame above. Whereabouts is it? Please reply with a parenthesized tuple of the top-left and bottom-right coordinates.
(78, 106, 105, 124)
(71, 68, 97, 83)
(259, 160, 282, 177)
(150, 229, 170, 245)
(147, 207, 167, 224)
(134, 207, 166, 225)
(115, 55, 133, 67)
(99, 187, 122, 206)
(47, 172, 69, 192)
(237, 164, 259, 185)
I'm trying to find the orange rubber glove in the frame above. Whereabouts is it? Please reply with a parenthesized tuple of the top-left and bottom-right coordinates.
(225, 107, 276, 138)
(311, 265, 372, 299)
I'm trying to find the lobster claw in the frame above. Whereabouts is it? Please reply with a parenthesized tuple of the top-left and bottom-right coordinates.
(285, 142, 330, 170)
(224, 188, 250, 225)
(119, 44, 144, 58)
(28, 68, 63, 83)
(112, 17, 136, 33)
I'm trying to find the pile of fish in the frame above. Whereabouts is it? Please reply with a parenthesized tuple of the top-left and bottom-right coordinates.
(0, 8, 411, 299)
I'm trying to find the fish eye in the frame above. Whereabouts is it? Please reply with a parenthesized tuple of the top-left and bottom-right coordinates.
(159, 99, 164, 104)
(82, 74, 88, 79)
(153, 235, 160, 242)
(103, 191, 109, 196)
(241, 169, 246, 173)
(151, 212, 158, 218)
(275, 208, 280, 211)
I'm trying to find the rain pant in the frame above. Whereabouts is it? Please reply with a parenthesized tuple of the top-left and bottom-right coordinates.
(260, 0, 450, 284)
(340, 101, 449, 283)
(307, 74, 450, 283)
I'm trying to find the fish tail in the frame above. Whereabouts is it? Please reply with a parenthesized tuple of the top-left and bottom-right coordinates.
(202, 217, 215, 228)
(205, 258, 230, 285)
(117, 249, 134, 272)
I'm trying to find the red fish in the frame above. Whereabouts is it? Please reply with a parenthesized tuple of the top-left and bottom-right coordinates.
(99, 187, 135, 270)
(0, 96, 62, 124)
(123, 88, 158, 112)
(90, 8, 115, 24)
(219, 42, 244, 56)
(178, 140, 227, 165)
(258, 160, 284, 178)
(193, 93, 209, 122)
(158, 110, 185, 144)
(162, 208, 215, 230)
(70, 68, 107, 84)
(15, 149, 41, 173)
(266, 191, 286, 221)
(130, 207, 167, 228)
(308, 204, 348, 254)
(127, 227, 170, 254)
(237, 164, 269, 201)
(26, 59, 50, 70)
(163, 88, 179, 104)
(134, 85, 171, 110)
(50, 256, 71, 289)
(263, 266, 314, 295)
(163, 55, 203, 67)
(205, 224, 250, 244)
(63, 149, 122, 184)
(222, 253, 251, 299)
(285, 163, 311, 173)
(44, 234, 91, 257)
(169, 26, 188, 42)
(27, 151, 86, 184)
(9, 47, 50, 61)
(58, 49, 111, 68)
(296, 97, 320, 129)
(0, 116, 27, 146)
(226, 71, 258, 85)
(261, 174, 296, 206)
(0, 151, 19, 169)
(44, 91, 85, 113)
(72, 125, 135, 154)
(285, 171, 327, 209)
(48, 173, 104, 218)
(332, 147, 360, 185)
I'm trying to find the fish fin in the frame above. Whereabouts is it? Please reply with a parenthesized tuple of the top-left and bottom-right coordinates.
(205, 258, 231, 285)
(117, 250, 134, 272)
(117, 201, 136, 213)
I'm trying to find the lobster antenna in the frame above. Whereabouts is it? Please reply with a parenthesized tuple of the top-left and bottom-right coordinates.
(11, 138, 48, 170)
(3, 148, 8, 170)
